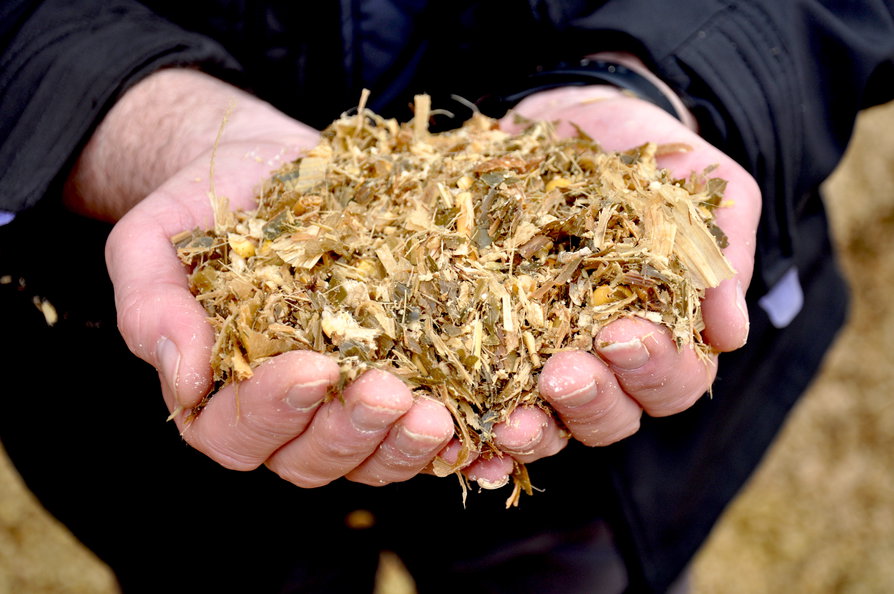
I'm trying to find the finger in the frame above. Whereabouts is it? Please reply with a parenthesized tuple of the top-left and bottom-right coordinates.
(464, 454, 515, 490)
(509, 88, 761, 351)
(538, 351, 642, 446)
(346, 396, 454, 486)
(595, 318, 717, 417)
(558, 96, 760, 351)
(492, 407, 569, 462)
(175, 351, 339, 470)
(424, 438, 479, 477)
(658, 149, 760, 352)
(265, 369, 413, 488)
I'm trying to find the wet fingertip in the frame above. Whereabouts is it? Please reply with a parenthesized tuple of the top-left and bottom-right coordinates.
(437, 440, 461, 463)
(393, 400, 455, 449)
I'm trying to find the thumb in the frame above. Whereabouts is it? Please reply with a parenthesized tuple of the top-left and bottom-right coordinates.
(106, 191, 216, 412)
(104, 139, 312, 411)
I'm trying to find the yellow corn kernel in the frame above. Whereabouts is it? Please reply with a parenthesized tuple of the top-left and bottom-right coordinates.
(456, 175, 475, 190)
(545, 176, 571, 192)
(355, 258, 380, 277)
(592, 285, 614, 305)
(228, 233, 256, 258)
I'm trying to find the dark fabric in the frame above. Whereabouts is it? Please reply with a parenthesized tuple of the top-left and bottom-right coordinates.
(0, 0, 241, 214)
(1, 1, 890, 592)
(566, 0, 894, 291)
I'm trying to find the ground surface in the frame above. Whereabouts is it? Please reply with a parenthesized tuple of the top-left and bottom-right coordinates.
(1, 102, 892, 593)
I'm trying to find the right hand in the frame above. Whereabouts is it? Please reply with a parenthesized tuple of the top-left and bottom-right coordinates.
(74, 70, 462, 488)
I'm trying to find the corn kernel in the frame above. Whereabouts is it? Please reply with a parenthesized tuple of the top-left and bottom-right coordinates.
(545, 177, 571, 192)
(228, 233, 256, 258)
(592, 285, 614, 305)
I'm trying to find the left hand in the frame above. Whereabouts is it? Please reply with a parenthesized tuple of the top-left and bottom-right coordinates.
(463, 85, 761, 486)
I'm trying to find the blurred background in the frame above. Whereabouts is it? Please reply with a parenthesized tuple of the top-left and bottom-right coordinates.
(1, 101, 892, 593)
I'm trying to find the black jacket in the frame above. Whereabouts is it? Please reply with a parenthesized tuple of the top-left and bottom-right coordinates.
(1, 1, 893, 592)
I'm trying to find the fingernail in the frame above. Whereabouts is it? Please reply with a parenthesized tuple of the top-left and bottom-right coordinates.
(474, 475, 510, 490)
(549, 379, 597, 408)
(500, 425, 544, 455)
(736, 281, 750, 343)
(597, 337, 650, 370)
(156, 337, 181, 403)
(351, 401, 403, 432)
(393, 426, 447, 456)
(284, 378, 331, 412)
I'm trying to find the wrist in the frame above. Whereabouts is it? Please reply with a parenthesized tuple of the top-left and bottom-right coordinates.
(64, 69, 314, 221)
(480, 52, 697, 133)
(586, 52, 697, 132)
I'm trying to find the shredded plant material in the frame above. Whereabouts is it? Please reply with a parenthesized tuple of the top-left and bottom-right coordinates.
(173, 95, 734, 504)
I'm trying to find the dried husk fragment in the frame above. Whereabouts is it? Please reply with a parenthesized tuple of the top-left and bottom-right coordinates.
(175, 96, 734, 505)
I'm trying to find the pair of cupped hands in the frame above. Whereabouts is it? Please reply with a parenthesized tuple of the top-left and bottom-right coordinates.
(65, 69, 760, 490)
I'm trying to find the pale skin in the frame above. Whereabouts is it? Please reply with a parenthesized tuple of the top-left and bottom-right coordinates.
(65, 68, 760, 489)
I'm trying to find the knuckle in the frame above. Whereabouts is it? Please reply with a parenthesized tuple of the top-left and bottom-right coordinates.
(560, 387, 621, 425)
(202, 444, 261, 472)
(181, 425, 263, 471)
(645, 385, 706, 417)
(214, 454, 261, 472)
(587, 417, 641, 446)
(515, 433, 568, 462)
(238, 411, 303, 445)
(566, 398, 642, 446)
(114, 291, 148, 356)
(316, 437, 364, 461)
(379, 441, 434, 468)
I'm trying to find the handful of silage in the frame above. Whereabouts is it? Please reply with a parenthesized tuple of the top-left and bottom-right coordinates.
(174, 96, 734, 501)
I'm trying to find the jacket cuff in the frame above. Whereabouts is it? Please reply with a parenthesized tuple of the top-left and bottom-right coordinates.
(566, 1, 893, 290)
(477, 57, 684, 121)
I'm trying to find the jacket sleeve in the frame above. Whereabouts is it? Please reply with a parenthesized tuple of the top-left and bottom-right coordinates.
(545, 0, 894, 290)
(0, 0, 241, 215)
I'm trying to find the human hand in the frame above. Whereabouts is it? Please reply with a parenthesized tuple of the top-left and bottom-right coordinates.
(77, 70, 458, 488)
(467, 85, 761, 478)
